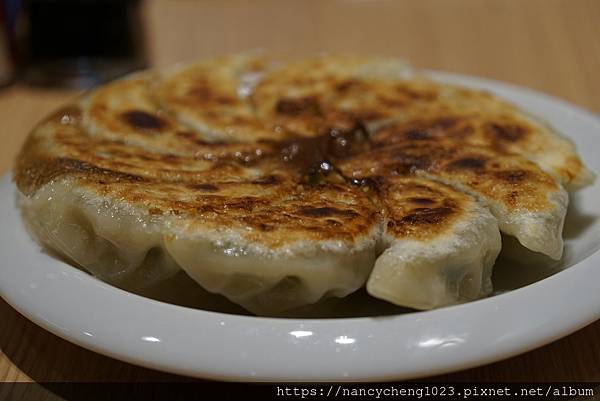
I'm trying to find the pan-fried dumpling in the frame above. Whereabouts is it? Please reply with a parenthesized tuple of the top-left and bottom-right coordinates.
(337, 138, 568, 260)
(13, 53, 594, 315)
(16, 111, 379, 315)
(364, 176, 501, 309)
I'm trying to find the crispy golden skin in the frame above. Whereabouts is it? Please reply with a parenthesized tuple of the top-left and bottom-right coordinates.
(16, 104, 472, 246)
(373, 175, 473, 241)
(13, 53, 593, 313)
(252, 55, 593, 189)
(15, 109, 379, 249)
(154, 54, 283, 142)
(15, 54, 581, 251)
(337, 139, 559, 214)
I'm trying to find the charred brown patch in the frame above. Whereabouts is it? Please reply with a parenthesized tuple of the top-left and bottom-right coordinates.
(275, 97, 322, 116)
(215, 96, 235, 105)
(189, 83, 212, 100)
(176, 130, 199, 142)
(251, 175, 280, 185)
(177, 130, 225, 146)
(495, 170, 528, 183)
(160, 154, 182, 163)
(189, 82, 236, 105)
(409, 197, 436, 205)
(388, 147, 432, 172)
(135, 154, 155, 161)
(297, 206, 359, 218)
(334, 79, 361, 93)
(486, 122, 527, 142)
(196, 204, 217, 213)
(405, 130, 432, 140)
(121, 110, 167, 131)
(377, 116, 474, 145)
(225, 197, 262, 212)
(14, 155, 148, 194)
(256, 222, 274, 231)
(396, 206, 454, 226)
(431, 117, 460, 130)
(61, 158, 147, 182)
(377, 95, 408, 108)
(447, 157, 487, 170)
(505, 190, 519, 206)
(188, 183, 219, 191)
(394, 85, 437, 100)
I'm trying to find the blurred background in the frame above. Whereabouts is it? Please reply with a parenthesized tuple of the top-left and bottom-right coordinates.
(0, 0, 598, 102)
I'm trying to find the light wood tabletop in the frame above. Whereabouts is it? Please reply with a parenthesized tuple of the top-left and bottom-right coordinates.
(1, 0, 600, 384)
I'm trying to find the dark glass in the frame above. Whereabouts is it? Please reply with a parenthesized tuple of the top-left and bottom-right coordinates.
(18, 0, 146, 88)
(0, 1, 14, 85)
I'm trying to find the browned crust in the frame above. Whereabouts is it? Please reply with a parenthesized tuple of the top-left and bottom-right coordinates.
(377, 177, 468, 241)
(14, 102, 470, 244)
(15, 55, 582, 247)
(14, 107, 381, 246)
(337, 139, 558, 212)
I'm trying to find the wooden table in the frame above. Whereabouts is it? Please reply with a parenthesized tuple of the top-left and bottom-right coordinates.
(1, 0, 600, 385)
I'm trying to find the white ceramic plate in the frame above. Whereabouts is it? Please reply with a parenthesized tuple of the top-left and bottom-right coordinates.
(1, 72, 599, 382)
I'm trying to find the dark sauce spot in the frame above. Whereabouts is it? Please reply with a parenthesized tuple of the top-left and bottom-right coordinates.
(279, 137, 327, 172)
(350, 176, 382, 191)
(297, 206, 358, 218)
(121, 110, 167, 131)
(275, 97, 322, 116)
(325, 121, 370, 159)
(277, 121, 371, 183)
(448, 157, 486, 170)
